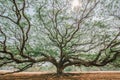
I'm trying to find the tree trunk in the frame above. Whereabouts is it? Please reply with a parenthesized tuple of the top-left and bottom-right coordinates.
(57, 67, 63, 75)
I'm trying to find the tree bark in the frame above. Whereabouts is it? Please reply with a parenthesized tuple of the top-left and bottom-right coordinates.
(56, 67, 63, 75)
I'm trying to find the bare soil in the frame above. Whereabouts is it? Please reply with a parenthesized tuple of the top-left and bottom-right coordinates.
(0, 71, 120, 80)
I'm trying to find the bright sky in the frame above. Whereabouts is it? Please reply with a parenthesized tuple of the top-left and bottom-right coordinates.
(71, 0, 82, 11)
(72, 0, 79, 7)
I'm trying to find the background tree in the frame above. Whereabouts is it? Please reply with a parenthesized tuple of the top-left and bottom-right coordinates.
(0, 0, 120, 75)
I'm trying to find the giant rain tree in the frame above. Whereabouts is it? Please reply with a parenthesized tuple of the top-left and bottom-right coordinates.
(0, 0, 120, 75)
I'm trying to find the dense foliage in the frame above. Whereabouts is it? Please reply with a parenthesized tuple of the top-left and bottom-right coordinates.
(0, 0, 120, 74)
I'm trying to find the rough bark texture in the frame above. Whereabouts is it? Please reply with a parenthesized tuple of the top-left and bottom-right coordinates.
(56, 67, 63, 75)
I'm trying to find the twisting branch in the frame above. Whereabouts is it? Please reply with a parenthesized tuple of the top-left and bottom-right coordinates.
(91, 29, 120, 66)
(0, 27, 7, 51)
(0, 0, 37, 73)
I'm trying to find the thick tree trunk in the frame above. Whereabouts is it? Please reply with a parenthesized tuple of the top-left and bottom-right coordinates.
(56, 67, 63, 75)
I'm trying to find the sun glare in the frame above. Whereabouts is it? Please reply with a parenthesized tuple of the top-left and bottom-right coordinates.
(71, 0, 81, 11)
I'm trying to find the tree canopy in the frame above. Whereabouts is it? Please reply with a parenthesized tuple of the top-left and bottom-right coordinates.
(0, 0, 120, 75)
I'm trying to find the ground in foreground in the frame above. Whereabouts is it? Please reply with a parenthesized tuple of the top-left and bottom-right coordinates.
(0, 71, 120, 80)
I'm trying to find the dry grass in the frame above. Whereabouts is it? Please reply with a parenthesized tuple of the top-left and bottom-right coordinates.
(0, 71, 120, 80)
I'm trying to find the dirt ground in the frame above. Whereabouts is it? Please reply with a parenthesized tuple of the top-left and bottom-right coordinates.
(0, 71, 120, 80)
